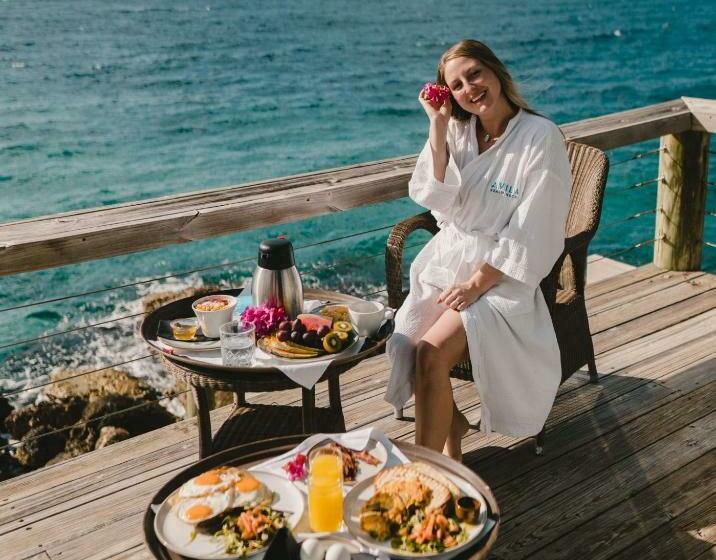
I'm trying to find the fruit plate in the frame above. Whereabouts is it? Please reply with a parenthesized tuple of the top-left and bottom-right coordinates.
(255, 333, 361, 364)
(343, 471, 488, 559)
(153, 471, 304, 560)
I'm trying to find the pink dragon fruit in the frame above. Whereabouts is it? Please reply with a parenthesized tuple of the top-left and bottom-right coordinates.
(240, 303, 288, 338)
(422, 82, 451, 105)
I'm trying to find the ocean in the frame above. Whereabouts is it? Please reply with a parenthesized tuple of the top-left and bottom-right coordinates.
(1, 0, 715, 407)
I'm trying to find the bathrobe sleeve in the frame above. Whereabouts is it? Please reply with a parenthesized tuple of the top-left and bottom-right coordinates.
(485, 127, 571, 289)
(408, 122, 462, 216)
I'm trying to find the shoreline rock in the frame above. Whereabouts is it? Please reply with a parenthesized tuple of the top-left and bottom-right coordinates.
(3, 370, 178, 475)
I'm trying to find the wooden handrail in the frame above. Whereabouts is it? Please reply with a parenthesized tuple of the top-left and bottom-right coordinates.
(0, 97, 713, 277)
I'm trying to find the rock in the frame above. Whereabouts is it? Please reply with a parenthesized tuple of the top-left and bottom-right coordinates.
(0, 396, 12, 430)
(45, 368, 158, 402)
(14, 426, 66, 469)
(82, 394, 176, 435)
(4, 396, 86, 440)
(94, 426, 130, 449)
(0, 434, 25, 481)
(142, 285, 222, 315)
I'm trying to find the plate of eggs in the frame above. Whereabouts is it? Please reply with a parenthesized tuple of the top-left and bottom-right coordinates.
(154, 466, 304, 559)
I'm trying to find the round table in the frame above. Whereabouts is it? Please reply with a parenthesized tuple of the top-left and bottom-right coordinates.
(141, 288, 394, 458)
(143, 435, 500, 560)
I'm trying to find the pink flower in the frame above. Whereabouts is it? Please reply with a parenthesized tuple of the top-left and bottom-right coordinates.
(283, 453, 307, 481)
(240, 304, 288, 338)
(422, 82, 450, 105)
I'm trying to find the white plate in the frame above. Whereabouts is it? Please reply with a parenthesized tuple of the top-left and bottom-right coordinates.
(343, 470, 487, 559)
(157, 336, 221, 351)
(154, 471, 305, 560)
(254, 334, 362, 365)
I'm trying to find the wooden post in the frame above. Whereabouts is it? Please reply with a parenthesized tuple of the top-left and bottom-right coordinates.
(653, 131, 710, 270)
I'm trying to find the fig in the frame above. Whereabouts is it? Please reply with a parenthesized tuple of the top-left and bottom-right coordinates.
(293, 321, 306, 335)
(317, 325, 331, 338)
(290, 331, 302, 343)
(277, 330, 290, 342)
(302, 332, 317, 346)
(278, 321, 292, 332)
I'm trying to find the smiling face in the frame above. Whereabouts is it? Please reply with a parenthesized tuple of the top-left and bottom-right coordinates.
(442, 56, 503, 118)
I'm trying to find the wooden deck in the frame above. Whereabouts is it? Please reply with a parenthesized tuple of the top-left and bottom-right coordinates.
(1, 263, 715, 560)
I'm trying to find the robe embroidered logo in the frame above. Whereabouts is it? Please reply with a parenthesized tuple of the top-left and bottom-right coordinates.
(489, 181, 520, 199)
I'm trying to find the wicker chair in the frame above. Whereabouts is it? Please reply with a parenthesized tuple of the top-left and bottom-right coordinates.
(385, 141, 609, 454)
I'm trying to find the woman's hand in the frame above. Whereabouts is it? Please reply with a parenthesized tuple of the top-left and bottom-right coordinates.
(419, 89, 452, 128)
(437, 281, 481, 311)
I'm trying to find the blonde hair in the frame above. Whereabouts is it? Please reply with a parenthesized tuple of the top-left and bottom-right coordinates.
(437, 39, 537, 122)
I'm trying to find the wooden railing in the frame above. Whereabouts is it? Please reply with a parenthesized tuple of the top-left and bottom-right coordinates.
(1, 96, 713, 277)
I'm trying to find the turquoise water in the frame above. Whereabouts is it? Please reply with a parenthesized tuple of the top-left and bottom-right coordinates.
(1, 0, 715, 401)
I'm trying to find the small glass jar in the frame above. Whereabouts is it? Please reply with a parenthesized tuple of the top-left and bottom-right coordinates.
(170, 318, 199, 341)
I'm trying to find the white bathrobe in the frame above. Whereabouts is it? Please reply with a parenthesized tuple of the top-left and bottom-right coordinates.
(385, 109, 571, 437)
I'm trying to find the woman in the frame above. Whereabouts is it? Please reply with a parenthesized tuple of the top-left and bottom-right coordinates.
(385, 39, 571, 461)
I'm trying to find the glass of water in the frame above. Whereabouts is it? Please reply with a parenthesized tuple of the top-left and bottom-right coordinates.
(219, 320, 255, 367)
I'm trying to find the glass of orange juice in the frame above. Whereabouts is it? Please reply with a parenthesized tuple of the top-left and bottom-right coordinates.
(307, 445, 343, 532)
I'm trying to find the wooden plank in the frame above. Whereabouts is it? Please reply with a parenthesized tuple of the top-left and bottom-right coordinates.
(473, 349, 716, 488)
(534, 450, 716, 560)
(589, 275, 716, 333)
(683, 96, 716, 133)
(609, 490, 716, 560)
(0, 99, 705, 277)
(490, 412, 716, 559)
(561, 98, 692, 150)
(586, 270, 704, 316)
(593, 289, 716, 355)
(493, 381, 714, 523)
(585, 263, 665, 300)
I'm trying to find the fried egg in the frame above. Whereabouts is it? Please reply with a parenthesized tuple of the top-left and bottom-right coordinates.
(232, 471, 272, 508)
(176, 492, 233, 524)
(178, 466, 242, 498)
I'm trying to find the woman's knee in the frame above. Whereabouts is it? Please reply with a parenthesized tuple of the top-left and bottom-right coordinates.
(415, 340, 450, 385)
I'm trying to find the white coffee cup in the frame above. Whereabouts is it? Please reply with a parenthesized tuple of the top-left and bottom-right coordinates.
(191, 294, 237, 338)
(348, 301, 394, 337)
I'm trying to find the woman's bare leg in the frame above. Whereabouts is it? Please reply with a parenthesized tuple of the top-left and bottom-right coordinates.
(415, 309, 469, 458)
(444, 402, 470, 461)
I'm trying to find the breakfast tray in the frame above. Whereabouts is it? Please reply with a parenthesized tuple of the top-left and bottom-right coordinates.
(139, 288, 394, 375)
(143, 435, 500, 560)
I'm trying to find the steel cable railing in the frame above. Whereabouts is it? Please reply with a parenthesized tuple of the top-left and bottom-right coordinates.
(609, 147, 663, 167)
(0, 222, 402, 315)
(599, 208, 656, 230)
(588, 236, 662, 264)
(1, 240, 427, 400)
(607, 176, 663, 192)
(0, 244, 432, 452)
(0, 224, 406, 351)
(1, 354, 156, 398)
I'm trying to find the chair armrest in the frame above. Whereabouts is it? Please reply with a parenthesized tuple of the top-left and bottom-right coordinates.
(385, 212, 439, 308)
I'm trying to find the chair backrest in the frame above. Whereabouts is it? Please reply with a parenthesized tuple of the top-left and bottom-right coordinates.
(565, 141, 610, 244)
(555, 142, 610, 295)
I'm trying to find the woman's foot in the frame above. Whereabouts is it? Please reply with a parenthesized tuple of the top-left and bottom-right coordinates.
(444, 408, 470, 461)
